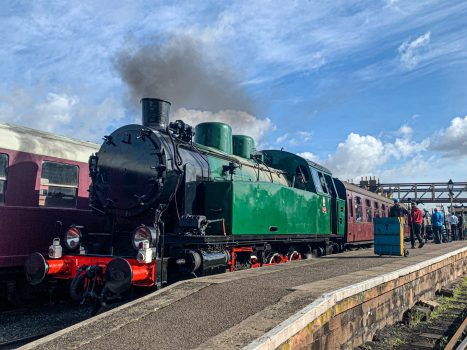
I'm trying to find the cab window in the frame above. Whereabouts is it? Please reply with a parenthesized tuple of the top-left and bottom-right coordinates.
(355, 196, 363, 223)
(293, 165, 311, 190)
(0, 153, 8, 204)
(317, 172, 329, 194)
(310, 168, 323, 193)
(365, 199, 372, 222)
(324, 174, 337, 197)
(40, 161, 79, 208)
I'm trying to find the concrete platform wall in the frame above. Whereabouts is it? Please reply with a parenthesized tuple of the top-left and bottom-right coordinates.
(245, 247, 467, 350)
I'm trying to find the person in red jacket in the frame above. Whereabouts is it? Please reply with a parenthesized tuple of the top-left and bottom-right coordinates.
(408, 202, 424, 249)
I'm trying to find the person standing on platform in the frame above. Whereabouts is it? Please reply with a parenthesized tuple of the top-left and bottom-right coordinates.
(422, 209, 429, 242)
(408, 202, 424, 249)
(431, 208, 444, 244)
(448, 213, 459, 240)
(389, 198, 408, 218)
(458, 214, 464, 240)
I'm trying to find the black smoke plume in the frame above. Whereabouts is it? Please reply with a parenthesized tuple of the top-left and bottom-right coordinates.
(114, 36, 255, 113)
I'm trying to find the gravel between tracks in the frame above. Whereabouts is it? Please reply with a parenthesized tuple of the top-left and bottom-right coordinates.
(0, 303, 92, 348)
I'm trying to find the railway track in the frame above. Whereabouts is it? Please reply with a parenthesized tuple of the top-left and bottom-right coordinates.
(444, 315, 467, 350)
(360, 275, 467, 350)
(0, 303, 92, 349)
(0, 332, 53, 349)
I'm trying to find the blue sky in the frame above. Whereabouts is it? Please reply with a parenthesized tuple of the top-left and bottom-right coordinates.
(0, 0, 466, 183)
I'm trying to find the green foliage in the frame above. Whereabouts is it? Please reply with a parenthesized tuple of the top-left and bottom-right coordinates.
(407, 309, 425, 326)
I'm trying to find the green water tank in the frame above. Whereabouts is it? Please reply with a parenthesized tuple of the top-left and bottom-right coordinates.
(195, 122, 233, 154)
(232, 135, 255, 159)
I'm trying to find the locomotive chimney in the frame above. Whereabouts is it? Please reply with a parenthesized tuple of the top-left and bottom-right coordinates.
(141, 98, 171, 130)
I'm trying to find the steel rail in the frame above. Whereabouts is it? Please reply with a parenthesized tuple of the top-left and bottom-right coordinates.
(444, 315, 467, 350)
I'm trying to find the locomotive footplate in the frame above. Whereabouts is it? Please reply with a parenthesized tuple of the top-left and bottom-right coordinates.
(163, 233, 341, 246)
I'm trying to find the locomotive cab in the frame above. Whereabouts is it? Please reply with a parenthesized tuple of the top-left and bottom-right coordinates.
(261, 150, 346, 239)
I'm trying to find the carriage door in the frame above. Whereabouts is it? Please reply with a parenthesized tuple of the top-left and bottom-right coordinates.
(336, 199, 345, 235)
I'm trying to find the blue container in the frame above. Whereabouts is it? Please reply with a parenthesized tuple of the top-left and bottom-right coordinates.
(374, 217, 408, 257)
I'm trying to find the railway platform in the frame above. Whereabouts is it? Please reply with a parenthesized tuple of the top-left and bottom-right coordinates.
(22, 241, 467, 350)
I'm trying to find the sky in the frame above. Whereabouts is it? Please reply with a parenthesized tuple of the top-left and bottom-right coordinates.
(0, 0, 466, 183)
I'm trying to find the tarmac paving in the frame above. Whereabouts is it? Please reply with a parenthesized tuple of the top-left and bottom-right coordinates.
(22, 240, 467, 350)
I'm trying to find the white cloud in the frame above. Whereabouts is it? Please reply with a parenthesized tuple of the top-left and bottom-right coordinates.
(304, 124, 430, 181)
(431, 115, 467, 157)
(398, 32, 431, 69)
(35, 93, 78, 128)
(274, 131, 313, 148)
(380, 154, 432, 182)
(172, 108, 273, 147)
(297, 131, 313, 142)
(276, 133, 289, 144)
(0, 88, 125, 141)
(398, 124, 413, 135)
(297, 151, 320, 163)
(323, 133, 387, 179)
(295, 114, 467, 183)
(386, 137, 430, 159)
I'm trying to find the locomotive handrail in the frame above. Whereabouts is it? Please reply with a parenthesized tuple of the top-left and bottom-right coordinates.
(183, 142, 287, 178)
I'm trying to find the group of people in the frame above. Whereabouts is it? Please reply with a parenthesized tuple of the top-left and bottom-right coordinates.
(389, 198, 465, 249)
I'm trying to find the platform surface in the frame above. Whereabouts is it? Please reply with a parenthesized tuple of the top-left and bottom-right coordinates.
(22, 241, 467, 350)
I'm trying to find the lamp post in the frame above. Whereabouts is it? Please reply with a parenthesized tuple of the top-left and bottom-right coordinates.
(447, 179, 454, 213)
(462, 204, 465, 239)
(447, 179, 454, 241)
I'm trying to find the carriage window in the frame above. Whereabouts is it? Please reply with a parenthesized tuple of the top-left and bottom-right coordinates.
(355, 196, 363, 223)
(381, 204, 386, 217)
(348, 198, 353, 217)
(374, 201, 379, 218)
(310, 168, 323, 193)
(0, 153, 8, 204)
(39, 162, 79, 208)
(365, 199, 372, 222)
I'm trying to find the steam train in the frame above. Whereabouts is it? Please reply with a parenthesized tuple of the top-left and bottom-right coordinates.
(24, 98, 395, 305)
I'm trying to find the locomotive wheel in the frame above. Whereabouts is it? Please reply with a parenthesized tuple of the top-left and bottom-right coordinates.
(287, 250, 302, 261)
(265, 252, 282, 264)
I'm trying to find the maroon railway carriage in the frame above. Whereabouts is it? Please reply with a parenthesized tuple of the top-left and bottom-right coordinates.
(334, 180, 409, 245)
(0, 123, 105, 282)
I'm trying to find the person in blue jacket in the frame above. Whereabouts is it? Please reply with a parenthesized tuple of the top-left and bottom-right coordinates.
(431, 208, 444, 244)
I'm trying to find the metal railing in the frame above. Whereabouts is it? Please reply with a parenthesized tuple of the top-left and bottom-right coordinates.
(358, 179, 467, 205)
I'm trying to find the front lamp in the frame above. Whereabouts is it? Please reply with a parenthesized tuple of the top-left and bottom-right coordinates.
(64, 226, 82, 250)
(132, 226, 156, 249)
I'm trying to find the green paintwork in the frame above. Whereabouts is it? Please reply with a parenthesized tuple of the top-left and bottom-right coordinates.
(232, 135, 255, 159)
(201, 149, 288, 185)
(195, 122, 233, 154)
(336, 198, 345, 235)
(204, 181, 332, 235)
(192, 142, 342, 237)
